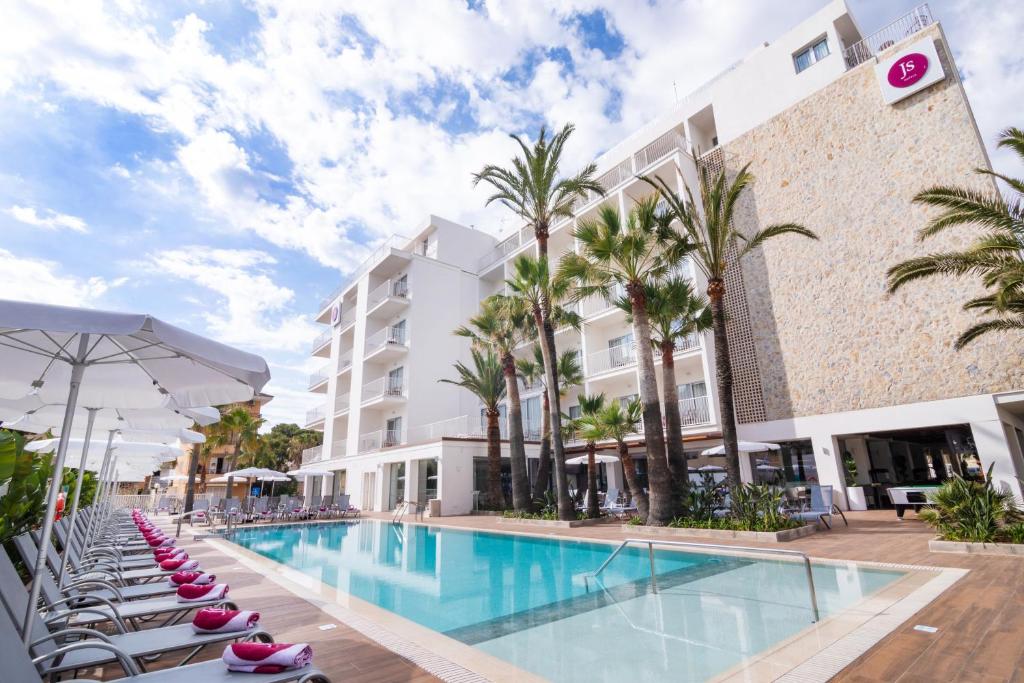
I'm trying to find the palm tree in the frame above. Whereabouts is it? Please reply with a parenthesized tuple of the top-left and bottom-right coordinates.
(455, 295, 532, 512)
(597, 398, 649, 519)
(558, 196, 688, 525)
(644, 163, 817, 489)
(205, 406, 263, 496)
(506, 254, 578, 520)
(570, 393, 607, 519)
(519, 346, 583, 503)
(439, 348, 507, 509)
(473, 123, 603, 257)
(887, 127, 1024, 348)
(621, 276, 712, 500)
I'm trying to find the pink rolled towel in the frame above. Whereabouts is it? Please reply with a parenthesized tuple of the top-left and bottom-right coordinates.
(177, 582, 228, 603)
(161, 558, 199, 571)
(149, 537, 176, 548)
(154, 547, 185, 559)
(155, 553, 189, 567)
(222, 642, 312, 673)
(192, 608, 260, 633)
(169, 571, 216, 587)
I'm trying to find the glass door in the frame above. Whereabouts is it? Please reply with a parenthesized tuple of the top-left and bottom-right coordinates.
(608, 333, 635, 368)
(387, 366, 404, 395)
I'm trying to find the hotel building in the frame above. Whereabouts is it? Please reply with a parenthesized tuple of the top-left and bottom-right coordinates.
(298, 1, 1024, 515)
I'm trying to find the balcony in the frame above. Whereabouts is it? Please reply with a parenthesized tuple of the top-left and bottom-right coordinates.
(366, 278, 410, 317)
(843, 4, 933, 69)
(334, 392, 350, 417)
(405, 414, 509, 442)
(301, 445, 323, 465)
(308, 363, 330, 391)
(678, 394, 712, 428)
(336, 308, 356, 333)
(360, 377, 406, 407)
(304, 405, 326, 429)
(587, 343, 637, 377)
(580, 283, 627, 318)
(654, 333, 702, 362)
(318, 235, 412, 313)
(310, 329, 331, 356)
(337, 350, 353, 376)
(364, 325, 408, 362)
(357, 427, 406, 453)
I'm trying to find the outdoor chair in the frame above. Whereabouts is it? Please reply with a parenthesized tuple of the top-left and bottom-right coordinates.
(786, 484, 848, 529)
(336, 494, 352, 518)
(317, 496, 334, 519)
(0, 578, 331, 683)
(21, 530, 175, 587)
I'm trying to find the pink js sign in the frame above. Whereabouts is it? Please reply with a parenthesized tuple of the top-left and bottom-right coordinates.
(887, 53, 929, 88)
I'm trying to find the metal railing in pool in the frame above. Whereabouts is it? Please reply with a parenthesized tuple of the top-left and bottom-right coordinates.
(587, 538, 820, 622)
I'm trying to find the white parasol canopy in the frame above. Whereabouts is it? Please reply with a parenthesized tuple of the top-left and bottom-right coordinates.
(0, 299, 268, 644)
(119, 427, 205, 444)
(212, 467, 289, 482)
(700, 441, 781, 456)
(565, 453, 619, 465)
(26, 437, 180, 461)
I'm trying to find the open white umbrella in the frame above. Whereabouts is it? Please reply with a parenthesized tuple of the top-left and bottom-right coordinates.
(565, 453, 619, 465)
(286, 468, 334, 477)
(700, 441, 781, 456)
(697, 464, 726, 472)
(0, 299, 269, 643)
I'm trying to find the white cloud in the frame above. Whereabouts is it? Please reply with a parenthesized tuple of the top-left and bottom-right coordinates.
(148, 247, 318, 353)
(6, 204, 88, 232)
(0, 248, 122, 305)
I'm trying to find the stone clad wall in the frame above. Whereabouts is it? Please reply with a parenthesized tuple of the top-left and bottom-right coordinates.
(722, 24, 1024, 422)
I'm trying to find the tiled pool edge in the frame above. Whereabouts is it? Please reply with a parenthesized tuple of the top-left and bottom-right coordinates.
(202, 533, 535, 683)
(774, 566, 968, 683)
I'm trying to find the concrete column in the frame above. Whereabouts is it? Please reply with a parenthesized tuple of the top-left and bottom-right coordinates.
(969, 419, 1024, 501)
(405, 458, 420, 506)
(439, 448, 474, 516)
(810, 431, 848, 509)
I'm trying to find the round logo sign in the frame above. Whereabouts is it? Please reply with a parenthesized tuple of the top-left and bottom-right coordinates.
(330, 303, 341, 326)
(887, 52, 929, 88)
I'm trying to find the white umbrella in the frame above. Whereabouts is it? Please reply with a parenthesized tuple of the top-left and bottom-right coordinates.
(159, 473, 192, 483)
(0, 299, 269, 643)
(26, 437, 180, 461)
(697, 464, 726, 472)
(565, 453, 619, 465)
(700, 441, 781, 456)
(120, 427, 205, 444)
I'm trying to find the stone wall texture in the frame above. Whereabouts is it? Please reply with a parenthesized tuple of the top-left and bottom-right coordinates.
(722, 24, 1024, 422)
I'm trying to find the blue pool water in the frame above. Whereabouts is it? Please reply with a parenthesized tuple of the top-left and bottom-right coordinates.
(230, 521, 904, 682)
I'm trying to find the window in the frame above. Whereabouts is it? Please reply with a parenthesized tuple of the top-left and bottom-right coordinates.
(385, 417, 403, 446)
(393, 274, 408, 297)
(387, 367, 404, 395)
(390, 319, 406, 344)
(793, 37, 829, 73)
(608, 333, 635, 368)
(523, 396, 542, 440)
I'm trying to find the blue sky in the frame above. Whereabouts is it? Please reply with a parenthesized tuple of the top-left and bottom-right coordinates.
(1, 0, 1021, 426)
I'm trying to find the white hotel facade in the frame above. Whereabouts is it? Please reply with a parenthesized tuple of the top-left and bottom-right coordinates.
(298, 1, 1024, 515)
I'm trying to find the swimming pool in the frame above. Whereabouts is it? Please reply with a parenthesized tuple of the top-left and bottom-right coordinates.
(230, 520, 905, 682)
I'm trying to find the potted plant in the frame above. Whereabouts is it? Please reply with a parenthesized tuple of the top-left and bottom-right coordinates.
(844, 453, 867, 511)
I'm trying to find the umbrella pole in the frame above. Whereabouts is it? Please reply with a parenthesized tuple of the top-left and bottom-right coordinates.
(177, 442, 202, 538)
(57, 408, 99, 589)
(22, 333, 90, 644)
(83, 432, 115, 549)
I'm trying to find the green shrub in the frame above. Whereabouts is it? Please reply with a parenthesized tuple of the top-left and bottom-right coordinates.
(0, 430, 54, 544)
(626, 515, 644, 526)
(918, 466, 1023, 543)
(1002, 522, 1024, 544)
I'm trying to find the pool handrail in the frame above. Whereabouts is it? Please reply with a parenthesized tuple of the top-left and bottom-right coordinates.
(588, 537, 820, 622)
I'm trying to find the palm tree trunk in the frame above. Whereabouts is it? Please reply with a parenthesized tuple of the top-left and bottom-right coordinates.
(503, 352, 530, 512)
(586, 442, 600, 518)
(628, 286, 676, 525)
(533, 306, 573, 521)
(617, 440, 649, 519)
(485, 409, 505, 509)
(660, 342, 688, 507)
(708, 278, 742, 490)
(531, 389, 552, 504)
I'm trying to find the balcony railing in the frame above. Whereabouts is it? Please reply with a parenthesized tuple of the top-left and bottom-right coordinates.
(304, 405, 325, 426)
(301, 445, 323, 465)
(365, 325, 408, 355)
(318, 235, 411, 311)
(337, 350, 353, 374)
(633, 130, 688, 172)
(843, 4, 933, 69)
(367, 278, 409, 309)
(587, 343, 637, 376)
(308, 364, 330, 389)
(310, 329, 331, 353)
(336, 308, 355, 330)
(405, 414, 509, 442)
(361, 377, 406, 403)
(334, 392, 350, 415)
(357, 428, 407, 453)
(678, 395, 712, 427)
